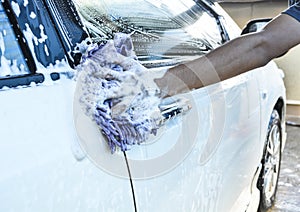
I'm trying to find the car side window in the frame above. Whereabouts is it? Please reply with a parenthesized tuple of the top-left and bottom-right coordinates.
(0, 3, 30, 77)
(76, 0, 223, 67)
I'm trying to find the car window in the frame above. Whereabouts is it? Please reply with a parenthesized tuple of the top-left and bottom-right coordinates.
(75, 0, 223, 68)
(0, 3, 30, 77)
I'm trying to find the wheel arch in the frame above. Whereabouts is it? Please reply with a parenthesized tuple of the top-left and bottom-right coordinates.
(273, 97, 287, 152)
(274, 97, 285, 122)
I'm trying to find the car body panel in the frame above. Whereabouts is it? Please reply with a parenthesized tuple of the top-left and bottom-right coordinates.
(125, 69, 262, 211)
(0, 77, 136, 211)
(126, 60, 285, 212)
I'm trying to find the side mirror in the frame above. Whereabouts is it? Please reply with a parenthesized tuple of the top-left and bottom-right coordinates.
(241, 18, 272, 35)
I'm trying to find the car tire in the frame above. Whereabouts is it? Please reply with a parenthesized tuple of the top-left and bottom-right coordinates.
(257, 109, 282, 212)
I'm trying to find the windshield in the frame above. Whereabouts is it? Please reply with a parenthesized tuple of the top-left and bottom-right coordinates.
(75, 0, 223, 68)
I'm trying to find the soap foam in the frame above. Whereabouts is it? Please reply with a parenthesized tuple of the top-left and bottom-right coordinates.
(77, 33, 166, 153)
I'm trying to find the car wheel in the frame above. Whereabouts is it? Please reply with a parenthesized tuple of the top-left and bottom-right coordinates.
(258, 110, 282, 211)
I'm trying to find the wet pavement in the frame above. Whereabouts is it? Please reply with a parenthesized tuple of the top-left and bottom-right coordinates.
(269, 120, 300, 212)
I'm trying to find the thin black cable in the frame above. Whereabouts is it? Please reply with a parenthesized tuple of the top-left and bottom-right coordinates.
(123, 151, 137, 212)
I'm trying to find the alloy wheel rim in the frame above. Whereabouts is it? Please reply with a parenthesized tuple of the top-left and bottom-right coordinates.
(263, 123, 281, 204)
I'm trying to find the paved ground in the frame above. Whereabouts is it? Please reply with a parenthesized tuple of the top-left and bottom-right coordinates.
(269, 120, 300, 212)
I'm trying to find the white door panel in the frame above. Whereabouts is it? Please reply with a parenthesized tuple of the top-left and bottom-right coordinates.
(0, 80, 135, 212)
(126, 73, 261, 211)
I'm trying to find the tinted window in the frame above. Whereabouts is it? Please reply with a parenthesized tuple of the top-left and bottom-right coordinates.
(75, 0, 223, 68)
(0, 3, 29, 77)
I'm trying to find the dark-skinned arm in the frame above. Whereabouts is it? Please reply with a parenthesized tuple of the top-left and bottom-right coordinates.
(155, 14, 300, 97)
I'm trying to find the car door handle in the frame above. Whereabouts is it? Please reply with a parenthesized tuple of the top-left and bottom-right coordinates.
(159, 97, 192, 123)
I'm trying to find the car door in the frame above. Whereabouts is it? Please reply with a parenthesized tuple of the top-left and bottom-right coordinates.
(0, 1, 136, 211)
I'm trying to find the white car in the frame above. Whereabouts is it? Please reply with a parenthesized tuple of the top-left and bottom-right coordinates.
(0, 0, 286, 212)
